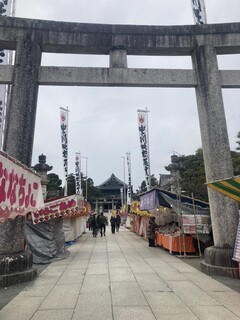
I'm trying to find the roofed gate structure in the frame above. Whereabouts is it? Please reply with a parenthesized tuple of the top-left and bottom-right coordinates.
(0, 16, 240, 283)
(96, 173, 127, 212)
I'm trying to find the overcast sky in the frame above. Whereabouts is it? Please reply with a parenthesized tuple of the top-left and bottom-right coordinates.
(15, 0, 240, 191)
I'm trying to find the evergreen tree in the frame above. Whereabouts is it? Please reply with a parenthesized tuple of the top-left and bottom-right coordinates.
(139, 174, 159, 193)
(46, 173, 64, 199)
(67, 173, 76, 196)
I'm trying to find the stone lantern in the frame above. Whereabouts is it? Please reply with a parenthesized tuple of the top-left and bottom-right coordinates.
(165, 154, 181, 194)
(33, 154, 53, 200)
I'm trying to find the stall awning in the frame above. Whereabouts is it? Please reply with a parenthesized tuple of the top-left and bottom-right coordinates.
(207, 176, 240, 202)
(207, 176, 240, 262)
(31, 194, 91, 224)
(139, 188, 209, 213)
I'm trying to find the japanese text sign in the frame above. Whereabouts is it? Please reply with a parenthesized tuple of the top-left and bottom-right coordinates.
(0, 152, 44, 223)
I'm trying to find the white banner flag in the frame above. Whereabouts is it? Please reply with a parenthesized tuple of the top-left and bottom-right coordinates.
(137, 109, 151, 190)
(190, 0, 207, 24)
(60, 107, 69, 196)
(75, 152, 82, 195)
(126, 152, 132, 205)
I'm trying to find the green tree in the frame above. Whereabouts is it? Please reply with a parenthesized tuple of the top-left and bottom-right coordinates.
(46, 173, 64, 199)
(66, 173, 102, 207)
(67, 173, 76, 196)
(83, 177, 102, 206)
(176, 148, 240, 202)
(231, 151, 240, 175)
(177, 149, 208, 201)
(139, 174, 159, 193)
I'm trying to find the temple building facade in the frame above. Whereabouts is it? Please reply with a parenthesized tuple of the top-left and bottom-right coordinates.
(95, 173, 128, 212)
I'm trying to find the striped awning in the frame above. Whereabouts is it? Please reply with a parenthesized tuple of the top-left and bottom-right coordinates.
(207, 176, 240, 202)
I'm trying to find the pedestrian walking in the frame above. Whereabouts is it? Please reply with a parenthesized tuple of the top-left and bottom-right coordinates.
(110, 215, 116, 234)
(147, 216, 158, 247)
(98, 212, 107, 237)
(87, 215, 93, 231)
(91, 213, 98, 237)
(116, 213, 121, 232)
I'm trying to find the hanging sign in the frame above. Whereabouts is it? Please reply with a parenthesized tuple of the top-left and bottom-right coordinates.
(0, 151, 44, 223)
(60, 107, 69, 195)
(126, 152, 132, 205)
(75, 152, 81, 195)
(137, 109, 151, 189)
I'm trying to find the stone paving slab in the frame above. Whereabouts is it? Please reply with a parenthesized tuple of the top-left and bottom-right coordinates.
(31, 309, 74, 320)
(0, 227, 240, 320)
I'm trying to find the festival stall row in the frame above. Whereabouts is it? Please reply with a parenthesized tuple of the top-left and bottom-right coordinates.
(136, 188, 212, 254)
(0, 151, 91, 263)
(126, 201, 151, 239)
(31, 194, 91, 242)
(26, 194, 91, 263)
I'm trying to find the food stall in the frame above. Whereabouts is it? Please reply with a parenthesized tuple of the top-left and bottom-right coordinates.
(139, 188, 211, 254)
(26, 195, 91, 263)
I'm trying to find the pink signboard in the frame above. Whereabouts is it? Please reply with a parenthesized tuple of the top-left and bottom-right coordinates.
(0, 151, 44, 223)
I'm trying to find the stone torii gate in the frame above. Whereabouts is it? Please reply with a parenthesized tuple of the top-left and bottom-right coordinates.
(0, 16, 240, 283)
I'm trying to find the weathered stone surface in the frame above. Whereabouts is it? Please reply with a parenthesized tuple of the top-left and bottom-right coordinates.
(0, 16, 240, 55)
(3, 37, 41, 166)
(0, 252, 33, 275)
(204, 246, 238, 268)
(201, 247, 239, 279)
(0, 266, 37, 287)
(0, 216, 25, 254)
(192, 45, 239, 249)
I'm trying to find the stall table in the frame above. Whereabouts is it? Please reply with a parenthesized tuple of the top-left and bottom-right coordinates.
(156, 232, 195, 254)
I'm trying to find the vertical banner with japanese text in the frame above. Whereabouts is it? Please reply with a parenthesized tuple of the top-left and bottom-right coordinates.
(190, 0, 207, 24)
(60, 107, 69, 196)
(120, 187, 124, 207)
(75, 152, 82, 195)
(126, 152, 132, 206)
(137, 109, 151, 190)
(0, 0, 14, 149)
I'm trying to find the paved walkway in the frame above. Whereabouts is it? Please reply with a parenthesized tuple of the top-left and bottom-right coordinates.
(1, 227, 240, 320)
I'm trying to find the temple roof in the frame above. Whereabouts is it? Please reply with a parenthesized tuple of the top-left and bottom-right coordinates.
(98, 173, 127, 190)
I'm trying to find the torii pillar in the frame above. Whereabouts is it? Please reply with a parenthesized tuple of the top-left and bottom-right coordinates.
(0, 37, 41, 286)
(192, 45, 239, 277)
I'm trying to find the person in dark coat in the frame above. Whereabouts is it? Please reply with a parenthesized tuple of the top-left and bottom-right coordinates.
(147, 216, 158, 247)
(91, 214, 98, 237)
(110, 215, 116, 234)
(99, 212, 107, 237)
(116, 213, 121, 232)
(87, 215, 93, 231)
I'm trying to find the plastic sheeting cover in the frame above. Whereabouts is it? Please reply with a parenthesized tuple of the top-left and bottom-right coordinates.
(25, 217, 70, 264)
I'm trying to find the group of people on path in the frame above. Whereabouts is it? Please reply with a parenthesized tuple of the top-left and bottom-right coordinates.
(87, 212, 108, 237)
(87, 212, 122, 237)
(87, 212, 158, 247)
(110, 213, 121, 234)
